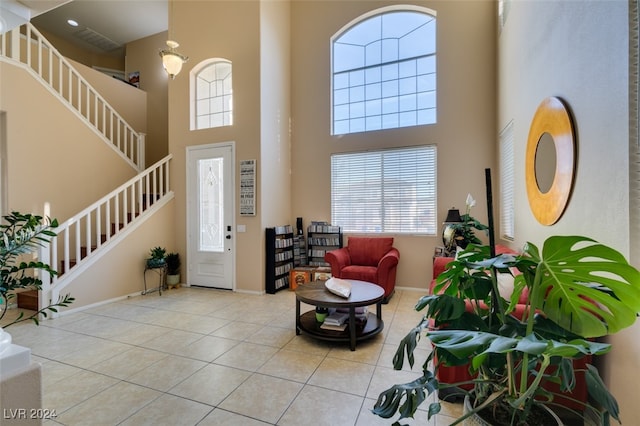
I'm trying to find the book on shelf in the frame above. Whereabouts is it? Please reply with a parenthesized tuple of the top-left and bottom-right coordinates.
(308, 223, 341, 234)
(274, 225, 293, 234)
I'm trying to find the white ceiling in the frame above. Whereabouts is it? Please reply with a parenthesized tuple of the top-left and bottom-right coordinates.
(26, 0, 167, 56)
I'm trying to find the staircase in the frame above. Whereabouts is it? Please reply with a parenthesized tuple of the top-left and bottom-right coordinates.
(18, 156, 174, 312)
(0, 23, 145, 171)
(0, 23, 171, 313)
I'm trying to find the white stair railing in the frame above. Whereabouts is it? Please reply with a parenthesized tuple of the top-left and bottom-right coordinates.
(38, 155, 173, 311)
(0, 23, 145, 171)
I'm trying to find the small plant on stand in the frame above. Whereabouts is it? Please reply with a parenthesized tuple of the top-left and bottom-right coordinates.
(146, 246, 166, 268)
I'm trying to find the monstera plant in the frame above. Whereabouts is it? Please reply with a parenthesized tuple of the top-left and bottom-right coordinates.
(0, 212, 74, 328)
(374, 236, 640, 425)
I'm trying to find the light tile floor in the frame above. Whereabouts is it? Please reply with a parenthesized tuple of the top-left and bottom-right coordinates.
(2, 287, 463, 425)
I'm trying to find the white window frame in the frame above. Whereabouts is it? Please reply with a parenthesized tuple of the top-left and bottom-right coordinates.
(330, 5, 437, 135)
(190, 58, 233, 131)
(330, 145, 437, 235)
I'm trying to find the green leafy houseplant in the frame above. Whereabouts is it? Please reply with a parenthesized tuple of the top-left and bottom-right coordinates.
(165, 252, 180, 275)
(373, 236, 640, 425)
(165, 252, 181, 287)
(147, 246, 166, 268)
(0, 212, 74, 328)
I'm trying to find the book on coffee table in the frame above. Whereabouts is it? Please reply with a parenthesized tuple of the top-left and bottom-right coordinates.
(323, 312, 349, 326)
(320, 322, 348, 331)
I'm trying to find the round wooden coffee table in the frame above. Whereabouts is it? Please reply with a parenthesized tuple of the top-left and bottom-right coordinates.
(295, 280, 384, 351)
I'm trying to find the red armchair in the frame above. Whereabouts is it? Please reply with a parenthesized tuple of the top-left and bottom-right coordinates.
(324, 237, 399, 302)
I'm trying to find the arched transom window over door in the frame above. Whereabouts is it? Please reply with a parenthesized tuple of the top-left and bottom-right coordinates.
(331, 6, 437, 135)
(191, 59, 233, 130)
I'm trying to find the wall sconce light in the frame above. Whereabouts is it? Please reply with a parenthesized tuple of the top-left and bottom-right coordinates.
(159, 40, 188, 79)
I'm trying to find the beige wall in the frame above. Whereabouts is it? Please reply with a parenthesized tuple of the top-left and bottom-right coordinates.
(260, 1, 292, 274)
(0, 61, 136, 220)
(168, 0, 496, 293)
(34, 28, 125, 72)
(69, 59, 148, 134)
(497, 0, 637, 420)
(498, 0, 628, 249)
(10, 0, 639, 416)
(61, 199, 175, 309)
(290, 0, 497, 289)
(170, 1, 263, 292)
(125, 32, 170, 167)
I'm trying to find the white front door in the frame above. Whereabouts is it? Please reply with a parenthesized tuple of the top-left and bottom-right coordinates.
(186, 142, 235, 289)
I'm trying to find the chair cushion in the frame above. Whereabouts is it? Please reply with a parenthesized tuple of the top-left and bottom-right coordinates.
(347, 237, 394, 266)
(340, 265, 378, 283)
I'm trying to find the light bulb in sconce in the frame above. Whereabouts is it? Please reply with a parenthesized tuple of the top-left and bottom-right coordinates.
(159, 40, 188, 79)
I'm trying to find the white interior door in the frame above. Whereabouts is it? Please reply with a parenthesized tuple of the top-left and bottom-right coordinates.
(186, 142, 235, 289)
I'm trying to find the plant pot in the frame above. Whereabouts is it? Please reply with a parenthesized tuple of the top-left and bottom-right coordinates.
(315, 306, 329, 323)
(167, 274, 180, 288)
(146, 258, 166, 268)
(463, 395, 561, 426)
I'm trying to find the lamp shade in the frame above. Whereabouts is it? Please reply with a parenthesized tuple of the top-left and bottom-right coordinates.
(442, 207, 463, 254)
(444, 208, 462, 223)
(159, 40, 188, 79)
(162, 52, 185, 79)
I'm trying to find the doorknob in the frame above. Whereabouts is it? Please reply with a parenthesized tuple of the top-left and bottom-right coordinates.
(226, 235, 231, 239)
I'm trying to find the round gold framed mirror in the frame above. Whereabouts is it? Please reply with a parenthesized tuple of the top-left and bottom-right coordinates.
(525, 97, 575, 225)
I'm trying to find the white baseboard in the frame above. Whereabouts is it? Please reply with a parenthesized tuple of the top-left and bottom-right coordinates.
(46, 291, 142, 318)
(234, 289, 264, 296)
(395, 285, 429, 293)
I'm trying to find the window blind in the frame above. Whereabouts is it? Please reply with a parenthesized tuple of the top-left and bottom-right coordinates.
(500, 121, 515, 241)
(331, 145, 437, 234)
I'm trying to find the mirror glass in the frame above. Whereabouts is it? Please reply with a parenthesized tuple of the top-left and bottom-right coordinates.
(534, 132, 556, 194)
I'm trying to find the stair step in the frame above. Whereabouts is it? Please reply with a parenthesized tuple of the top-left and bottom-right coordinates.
(142, 194, 159, 209)
(59, 233, 108, 275)
(57, 217, 137, 277)
(80, 246, 96, 258)
(59, 259, 78, 275)
(17, 290, 38, 311)
(111, 222, 125, 235)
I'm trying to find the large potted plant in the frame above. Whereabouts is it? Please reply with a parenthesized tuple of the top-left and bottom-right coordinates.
(373, 235, 640, 425)
(0, 212, 74, 330)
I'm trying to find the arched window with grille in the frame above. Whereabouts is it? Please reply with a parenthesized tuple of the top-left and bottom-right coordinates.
(331, 6, 436, 135)
(190, 59, 233, 130)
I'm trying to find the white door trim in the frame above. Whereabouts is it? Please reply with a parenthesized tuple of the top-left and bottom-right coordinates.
(185, 141, 236, 290)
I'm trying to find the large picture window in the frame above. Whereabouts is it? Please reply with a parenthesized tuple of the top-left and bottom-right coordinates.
(331, 6, 437, 135)
(331, 146, 437, 234)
